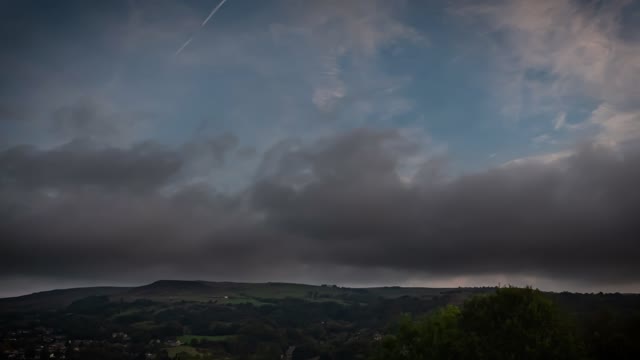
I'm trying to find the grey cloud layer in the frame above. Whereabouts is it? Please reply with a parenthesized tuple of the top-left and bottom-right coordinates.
(1, 132, 240, 191)
(1, 141, 181, 191)
(1, 129, 639, 285)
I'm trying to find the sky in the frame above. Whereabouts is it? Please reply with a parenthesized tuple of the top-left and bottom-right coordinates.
(1, 0, 640, 297)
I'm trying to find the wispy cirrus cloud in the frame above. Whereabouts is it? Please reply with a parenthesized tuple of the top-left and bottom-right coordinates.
(455, 0, 640, 162)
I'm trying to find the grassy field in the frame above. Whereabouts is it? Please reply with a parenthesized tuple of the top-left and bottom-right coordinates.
(130, 320, 159, 330)
(166, 345, 201, 357)
(178, 335, 235, 343)
(118, 281, 363, 304)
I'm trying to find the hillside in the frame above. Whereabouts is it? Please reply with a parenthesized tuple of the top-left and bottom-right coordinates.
(0, 280, 479, 312)
(0, 286, 130, 312)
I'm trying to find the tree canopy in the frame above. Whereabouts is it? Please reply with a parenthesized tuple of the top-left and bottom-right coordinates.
(375, 287, 583, 360)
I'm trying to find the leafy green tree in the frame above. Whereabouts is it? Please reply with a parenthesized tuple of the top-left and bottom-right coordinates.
(459, 287, 582, 360)
(374, 305, 464, 360)
(373, 287, 583, 360)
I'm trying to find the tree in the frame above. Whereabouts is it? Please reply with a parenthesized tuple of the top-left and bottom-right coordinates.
(459, 287, 582, 360)
(374, 287, 583, 360)
(374, 305, 464, 360)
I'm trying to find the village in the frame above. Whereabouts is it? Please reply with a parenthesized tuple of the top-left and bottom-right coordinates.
(1, 327, 185, 360)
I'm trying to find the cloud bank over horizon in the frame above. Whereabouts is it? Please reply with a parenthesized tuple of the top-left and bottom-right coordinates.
(1, 0, 639, 296)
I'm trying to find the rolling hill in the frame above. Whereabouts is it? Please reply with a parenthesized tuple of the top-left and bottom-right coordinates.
(0, 280, 474, 312)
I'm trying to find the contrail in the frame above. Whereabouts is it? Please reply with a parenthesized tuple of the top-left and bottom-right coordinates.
(174, 37, 193, 56)
(201, 0, 229, 27)
(174, 0, 229, 56)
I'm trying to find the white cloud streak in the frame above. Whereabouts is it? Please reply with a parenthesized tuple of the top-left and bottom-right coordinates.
(201, 0, 229, 27)
(174, 36, 192, 56)
(174, 0, 230, 56)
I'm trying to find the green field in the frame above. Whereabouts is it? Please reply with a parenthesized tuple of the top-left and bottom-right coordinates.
(178, 335, 235, 343)
(130, 320, 158, 330)
(166, 345, 201, 357)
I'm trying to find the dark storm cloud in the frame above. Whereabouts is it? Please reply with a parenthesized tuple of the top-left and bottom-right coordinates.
(0, 187, 274, 277)
(0, 133, 240, 191)
(1, 129, 639, 286)
(0, 141, 182, 191)
(253, 132, 640, 283)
